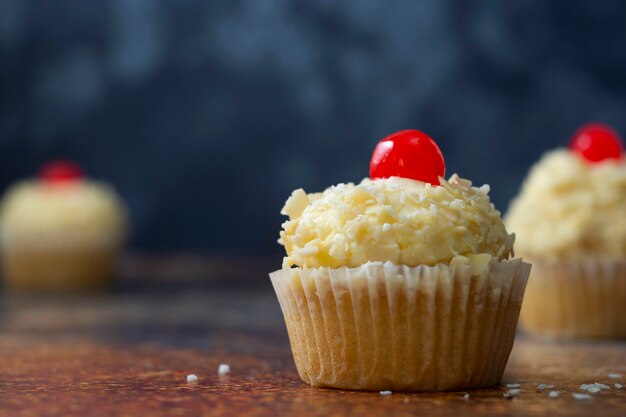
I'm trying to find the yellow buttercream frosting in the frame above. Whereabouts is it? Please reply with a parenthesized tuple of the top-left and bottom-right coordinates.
(0, 180, 127, 246)
(506, 149, 626, 259)
(279, 175, 514, 268)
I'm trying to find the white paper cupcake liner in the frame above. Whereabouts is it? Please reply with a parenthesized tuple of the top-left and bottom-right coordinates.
(1, 244, 121, 292)
(520, 258, 626, 339)
(0, 230, 124, 250)
(270, 258, 531, 391)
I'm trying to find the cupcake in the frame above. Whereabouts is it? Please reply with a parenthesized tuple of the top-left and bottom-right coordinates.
(506, 123, 626, 339)
(270, 130, 531, 391)
(0, 160, 128, 293)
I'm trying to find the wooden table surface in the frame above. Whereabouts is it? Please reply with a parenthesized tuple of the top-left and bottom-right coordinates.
(0, 254, 624, 417)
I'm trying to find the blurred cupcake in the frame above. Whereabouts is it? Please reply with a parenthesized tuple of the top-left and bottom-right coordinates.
(270, 130, 530, 391)
(506, 123, 626, 339)
(0, 160, 128, 293)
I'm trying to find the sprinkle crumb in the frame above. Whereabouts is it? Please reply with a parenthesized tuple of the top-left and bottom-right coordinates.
(463, 393, 470, 400)
(580, 383, 610, 393)
(506, 383, 521, 389)
(548, 391, 559, 398)
(609, 373, 622, 379)
(615, 383, 623, 389)
(572, 393, 592, 400)
(379, 391, 393, 396)
(218, 364, 231, 375)
(186, 374, 198, 384)
(503, 389, 520, 399)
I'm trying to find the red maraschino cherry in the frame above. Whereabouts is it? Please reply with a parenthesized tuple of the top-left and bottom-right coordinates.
(39, 160, 84, 183)
(570, 123, 623, 163)
(370, 129, 445, 185)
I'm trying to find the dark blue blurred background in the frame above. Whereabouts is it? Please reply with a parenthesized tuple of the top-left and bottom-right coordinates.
(1, 0, 626, 253)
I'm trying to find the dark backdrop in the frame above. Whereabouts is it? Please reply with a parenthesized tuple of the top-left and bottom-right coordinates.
(1, 0, 626, 252)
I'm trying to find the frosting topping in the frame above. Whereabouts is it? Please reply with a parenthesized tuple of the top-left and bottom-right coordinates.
(506, 149, 626, 259)
(0, 179, 127, 246)
(279, 175, 514, 268)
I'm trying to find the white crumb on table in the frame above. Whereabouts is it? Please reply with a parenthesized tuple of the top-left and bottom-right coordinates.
(503, 389, 520, 398)
(580, 382, 610, 393)
(506, 383, 521, 389)
(218, 364, 231, 375)
(379, 390, 393, 396)
(615, 383, 623, 389)
(608, 373, 622, 379)
(463, 393, 470, 400)
(572, 393, 592, 400)
(186, 374, 198, 384)
(537, 384, 555, 390)
(548, 391, 559, 398)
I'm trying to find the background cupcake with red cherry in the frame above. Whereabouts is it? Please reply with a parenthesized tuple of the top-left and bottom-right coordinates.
(0, 160, 128, 293)
(506, 123, 626, 339)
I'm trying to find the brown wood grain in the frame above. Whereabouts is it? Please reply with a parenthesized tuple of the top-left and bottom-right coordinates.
(0, 256, 624, 417)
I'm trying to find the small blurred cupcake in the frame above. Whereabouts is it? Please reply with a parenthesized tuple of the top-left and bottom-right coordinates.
(270, 130, 531, 391)
(0, 160, 128, 293)
(506, 123, 626, 339)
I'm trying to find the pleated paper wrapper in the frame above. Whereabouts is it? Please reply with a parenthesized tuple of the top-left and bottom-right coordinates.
(1, 245, 121, 292)
(270, 259, 531, 391)
(520, 258, 626, 339)
(1, 230, 124, 293)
